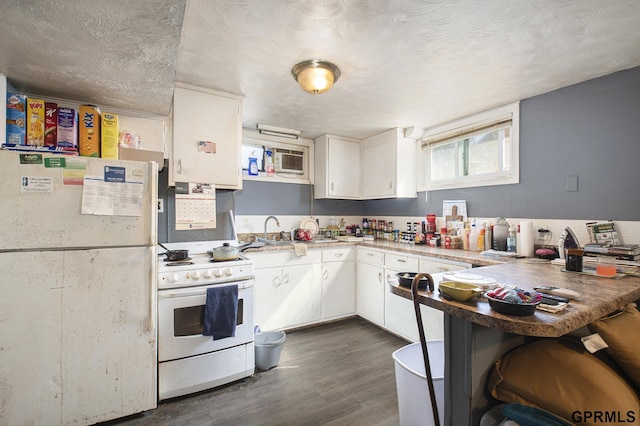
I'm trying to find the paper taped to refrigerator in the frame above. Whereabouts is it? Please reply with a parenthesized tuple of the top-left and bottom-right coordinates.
(81, 175, 144, 216)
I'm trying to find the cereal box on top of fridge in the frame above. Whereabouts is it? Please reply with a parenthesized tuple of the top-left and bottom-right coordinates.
(6, 93, 26, 145)
(57, 107, 78, 151)
(44, 102, 58, 147)
(26, 97, 45, 146)
(101, 112, 119, 159)
(79, 104, 100, 157)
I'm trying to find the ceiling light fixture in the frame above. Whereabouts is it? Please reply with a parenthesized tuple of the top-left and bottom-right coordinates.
(291, 60, 341, 95)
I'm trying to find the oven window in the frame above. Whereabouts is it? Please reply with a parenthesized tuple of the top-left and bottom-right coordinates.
(174, 299, 244, 337)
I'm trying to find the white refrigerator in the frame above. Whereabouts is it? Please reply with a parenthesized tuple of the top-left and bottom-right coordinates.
(0, 150, 158, 425)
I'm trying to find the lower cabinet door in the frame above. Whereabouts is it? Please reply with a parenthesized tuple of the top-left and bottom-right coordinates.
(356, 262, 385, 325)
(321, 260, 356, 320)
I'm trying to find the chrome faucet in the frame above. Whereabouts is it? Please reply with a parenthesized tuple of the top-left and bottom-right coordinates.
(263, 215, 281, 241)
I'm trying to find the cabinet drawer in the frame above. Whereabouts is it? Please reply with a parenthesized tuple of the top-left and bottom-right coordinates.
(322, 246, 354, 262)
(385, 252, 419, 271)
(246, 249, 321, 269)
(357, 247, 384, 265)
(419, 258, 470, 274)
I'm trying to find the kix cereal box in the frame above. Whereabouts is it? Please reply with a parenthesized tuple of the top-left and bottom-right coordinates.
(79, 104, 101, 157)
(44, 102, 58, 147)
(100, 112, 119, 159)
(6, 93, 26, 145)
(26, 97, 45, 146)
(57, 107, 78, 151)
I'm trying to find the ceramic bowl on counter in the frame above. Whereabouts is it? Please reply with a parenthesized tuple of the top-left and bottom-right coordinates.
(395, 272, 433, 291)
(485, 294, 540, 316)
(438, 281, 482, 302)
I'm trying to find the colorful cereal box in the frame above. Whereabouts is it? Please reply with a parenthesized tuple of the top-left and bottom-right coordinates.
(57, 107, 78, 151)
(79, 104, 101, 157)
(26, 97, 45, 146)
(44, 102, 58, 147)
(101, 112, 119, 159)
(6, 93, 26, 145)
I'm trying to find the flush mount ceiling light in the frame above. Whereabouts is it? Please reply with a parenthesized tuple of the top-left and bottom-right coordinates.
(291, 60, 341, 94)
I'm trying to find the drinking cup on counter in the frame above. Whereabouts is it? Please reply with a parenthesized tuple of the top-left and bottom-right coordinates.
(565, 248, 583, 272)
(596, 256, 617, 277)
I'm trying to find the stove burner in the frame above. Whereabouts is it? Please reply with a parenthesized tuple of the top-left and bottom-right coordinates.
(209, 258, 241, 263)
(164, 257, 192, 263)
(165, 261, 194, 267)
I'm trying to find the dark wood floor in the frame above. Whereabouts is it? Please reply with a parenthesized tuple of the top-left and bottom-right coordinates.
(113, 317, 409, 426)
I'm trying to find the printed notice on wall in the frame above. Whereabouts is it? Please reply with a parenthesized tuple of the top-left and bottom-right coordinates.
(175, 182, 216, 230)
(81, 175, 144, 216)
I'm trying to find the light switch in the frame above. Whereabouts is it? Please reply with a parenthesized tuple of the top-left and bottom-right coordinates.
(566, 175, 578, 192)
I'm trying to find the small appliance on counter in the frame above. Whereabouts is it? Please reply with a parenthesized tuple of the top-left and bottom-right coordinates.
(557, 227, 580, 259)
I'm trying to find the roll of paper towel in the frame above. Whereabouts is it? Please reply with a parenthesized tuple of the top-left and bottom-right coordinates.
(519, 221, 535, 257)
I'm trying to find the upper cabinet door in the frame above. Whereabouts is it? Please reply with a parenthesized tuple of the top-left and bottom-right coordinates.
(314, 134, 361, 199)
(171, 84, 242, 189)
(361, 128, 417, 200)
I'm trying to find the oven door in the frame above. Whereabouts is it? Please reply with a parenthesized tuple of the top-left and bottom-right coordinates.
(157, 279, 254, 362)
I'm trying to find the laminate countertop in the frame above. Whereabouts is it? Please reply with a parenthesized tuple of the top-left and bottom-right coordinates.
(390, 261, 640, 337)
(244, 238, 640, 337)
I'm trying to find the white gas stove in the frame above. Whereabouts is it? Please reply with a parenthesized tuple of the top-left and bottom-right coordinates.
(157, 240, 254, 290)
(156, 239, 256, 400)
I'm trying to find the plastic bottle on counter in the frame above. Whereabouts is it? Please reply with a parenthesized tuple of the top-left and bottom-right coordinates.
(477, 224, 486, 251)
(469, 222, 478, 251)
(485, 224, 492, 253)
(507, 225, 517, 253)
(463, 225, 470, 250)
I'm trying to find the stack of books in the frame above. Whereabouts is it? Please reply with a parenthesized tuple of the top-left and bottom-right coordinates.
(583, 243, 640, 261)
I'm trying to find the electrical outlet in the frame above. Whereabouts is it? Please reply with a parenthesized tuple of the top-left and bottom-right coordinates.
(158, 198, 164, 213)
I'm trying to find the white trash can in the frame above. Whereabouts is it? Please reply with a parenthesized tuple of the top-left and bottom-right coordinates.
(254, 330, 286, 371)
(393, 340, 445, 426)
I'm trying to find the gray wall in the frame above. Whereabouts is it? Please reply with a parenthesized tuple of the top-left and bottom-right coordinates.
(159, 66, 640, 241)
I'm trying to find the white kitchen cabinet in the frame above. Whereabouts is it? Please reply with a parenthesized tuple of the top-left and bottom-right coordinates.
(250, 250, 322, 331)
(420, 257, 471, 274)
(314, 134, 361, 199)
(356, 247, 386, 325)
(171, 83, 242, 189)
(384, 252, 421, 341)
(361, 128, 417, 199)
(321, 247, 356, 320)
(0, 249, 156, 425)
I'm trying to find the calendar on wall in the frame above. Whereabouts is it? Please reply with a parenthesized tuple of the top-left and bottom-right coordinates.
(174, 181, 216, 230)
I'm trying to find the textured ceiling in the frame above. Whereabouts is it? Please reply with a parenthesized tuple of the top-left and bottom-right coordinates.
(2, 0, 640, 140)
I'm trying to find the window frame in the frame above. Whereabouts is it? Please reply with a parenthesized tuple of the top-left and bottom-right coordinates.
(418, 102, 519, 191)
(241, 129, 314, 185)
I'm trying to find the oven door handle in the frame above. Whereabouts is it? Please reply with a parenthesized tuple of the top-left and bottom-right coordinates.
(158, 280, 254, 298)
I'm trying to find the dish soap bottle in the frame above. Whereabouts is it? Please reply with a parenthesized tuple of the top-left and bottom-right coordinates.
(248, 152, 258, 176)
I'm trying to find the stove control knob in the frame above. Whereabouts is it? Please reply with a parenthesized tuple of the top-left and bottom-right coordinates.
(214, 268, 223, 277)
(224, 267, 233, 276)
(168, 273, 180, 283)
(191, 270, 201, 280)
(203, 269, 213, 278)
